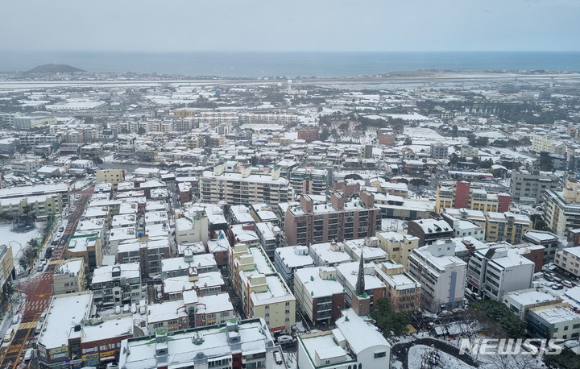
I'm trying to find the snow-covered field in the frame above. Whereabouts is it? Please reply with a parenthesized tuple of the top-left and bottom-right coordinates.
(408, 345, 475, 369)
(0, 223, 42, 274)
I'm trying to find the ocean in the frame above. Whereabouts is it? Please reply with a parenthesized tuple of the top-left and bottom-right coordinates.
(0, 51, 579, 78)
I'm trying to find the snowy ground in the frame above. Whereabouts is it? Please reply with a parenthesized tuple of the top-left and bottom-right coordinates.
(408, 344, 476, 369)
(0, 223, 42, 274)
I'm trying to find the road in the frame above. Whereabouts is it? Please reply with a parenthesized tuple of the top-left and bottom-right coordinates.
(0, 186, 94, 369)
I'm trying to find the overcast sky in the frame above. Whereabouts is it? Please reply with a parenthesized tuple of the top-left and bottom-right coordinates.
(1, 0, 578, 52)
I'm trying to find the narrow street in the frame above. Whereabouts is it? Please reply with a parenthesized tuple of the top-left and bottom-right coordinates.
(0, 186, 94, 368)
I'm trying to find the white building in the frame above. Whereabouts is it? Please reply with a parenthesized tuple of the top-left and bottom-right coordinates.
(554, 246, 580, 278)
(297, 308, 391, 369)
(90, 263, 141, 307)
(408, 242, 467, 312)
(273, 245, 315, 290)
(467, 247, 535, 301)
(200, 164, 294, 205)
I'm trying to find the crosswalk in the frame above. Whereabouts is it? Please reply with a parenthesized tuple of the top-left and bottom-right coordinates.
(18, 322, 37, 330)
(26, 299, 49, 313)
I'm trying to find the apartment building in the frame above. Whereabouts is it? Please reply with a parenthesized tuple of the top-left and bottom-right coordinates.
(200, 164, 293, 205)
(435, 181, 511, 213)
(273, 245, 315, 291)
(522, 230, 560, 263)
(430, 143, 448, 159)
(239, 113, 297, 125)
(376, 230, 420, 267)
(231, 244, 296, 333)
(554, 246, 580, 277)
(460, 145, 479, 157)
(96, 169, 125, 189)
(374, 260, 421, 312)
(467, 247, 535, 301)
(290, 167, 328, 195)
(484, 212, 532, 244)
(65, 231, 103, 272)
(294, 267, 346, 324)
(117, 237, 170, 277)
(0, 246, 14, 289)
(407, 242, 467, 312)
(510, 170, 560, 203)
(285, 191, 380, 246)
(90, 263, 141, 308)
(377, 128, 396, 146)
(532, 135, 567, 156)
(543, 177, 580, 236)
(297, 127, 320, 142)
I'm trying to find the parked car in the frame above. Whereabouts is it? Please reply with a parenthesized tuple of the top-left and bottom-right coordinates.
(277, 335, 294, 345)
(3, 328, 14, 343)
(551, 284, 564, 290)
(24, 348, 34, 362)
(562, 280, 573, 288)
(274, 352, 283, 364)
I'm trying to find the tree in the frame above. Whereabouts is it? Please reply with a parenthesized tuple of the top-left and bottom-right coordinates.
(410, 178, 429, 188)
(120, 128, 130, 134)
(319, 128, 330, 141)
(468, 300, 525, 338)
(371, 297, 410, 338)
(452, 125, 458, 138)
(338, 122, 349, 131)
(92, 157, 104, 165)
(138, 127, 146, 135)
(404, 137, 412, 145)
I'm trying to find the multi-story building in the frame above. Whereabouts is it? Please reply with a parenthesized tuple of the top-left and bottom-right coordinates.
(543, 177, 580, 236)
(255, 222, 282, 259)
(510, 170, 560, 203)
(376, 231, 420, 267)
(290, 167, 328, 195)
(11, 158, 42, 176)
(285, 191, 380, 246)
(297, 308, 391, 369)
(377, 128, 396, 146)
(460, 145, 479, 157)
(294, 266, 346, 325)
(273, 245, 315, 290)
(239, 113, 297, 125)
(117, 237, 170, 277)
(0, 245, 14, 290)
(200, 164, 293, 205)
(231, 244, 296, 333)
(522, 230, 560, 263)
(96, 169, 125, 189)
(336, 261, 386, 309)
(484, 212, 532, 244)
(408, 242, 467, 312)
(13, 114, 57, 129)
(554, 246, 580, 277)
(528, 304, 580, 340)
(467, 247, 535, 301)
(503, 288, 562, 320)
(374, 260, 421, 312)
(119, 319, 275, 369)
(407, 219, 454, 246)
(37, 292, 134, 369)
(66, 231, 103, 272)
(297, 127, 320, 142)
(532, 135, 567, 156)
(53, 259, 85, 295)
(430, 143, 448, 159)
(90, 263, 141, 308)
(435, 181, 511, 213)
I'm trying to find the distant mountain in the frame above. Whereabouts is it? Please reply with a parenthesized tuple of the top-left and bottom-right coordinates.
(25, 64, 85, 74)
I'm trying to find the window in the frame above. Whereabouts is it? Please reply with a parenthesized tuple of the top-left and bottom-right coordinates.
(564, 326, 569, 331)
(374, 352, 387, 358)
